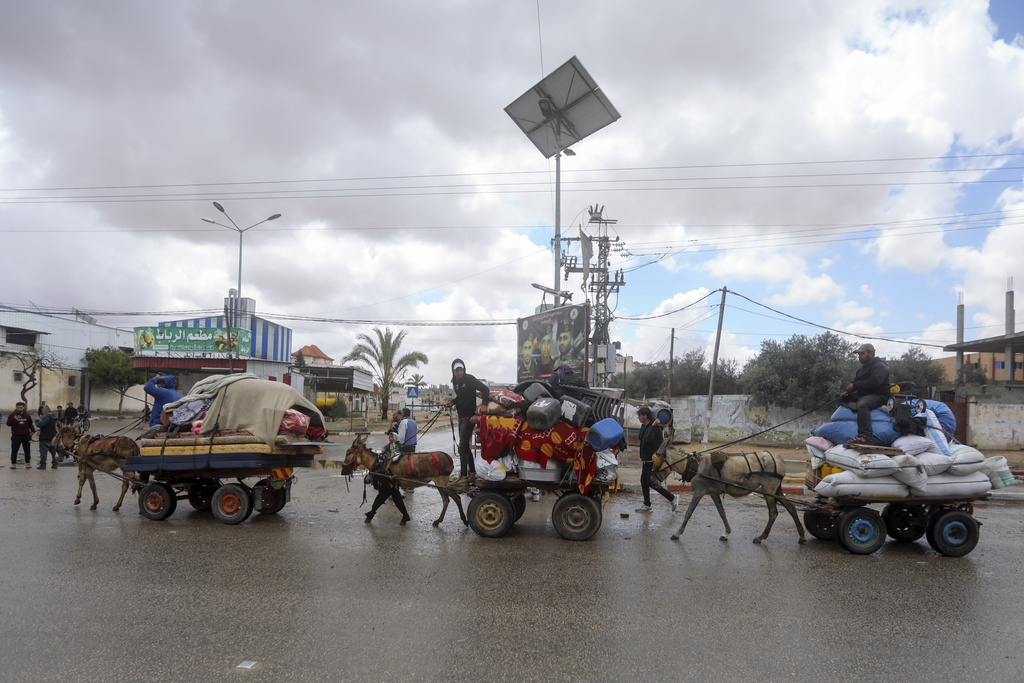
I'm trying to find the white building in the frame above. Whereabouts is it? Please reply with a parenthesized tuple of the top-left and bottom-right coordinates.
(0, 306, 137, 412)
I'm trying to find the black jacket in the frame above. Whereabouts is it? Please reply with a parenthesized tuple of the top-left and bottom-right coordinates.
(452, 373, 490, 418)
(638, 421, 663, 462)
(851, 357, 890, 397)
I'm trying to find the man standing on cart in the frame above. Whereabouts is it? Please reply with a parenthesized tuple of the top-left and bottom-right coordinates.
(840, 343, 890, 445)
(447, 358, 489, 487)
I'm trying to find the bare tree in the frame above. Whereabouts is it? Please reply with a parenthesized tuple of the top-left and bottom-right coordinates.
(1, 347, 69, 404)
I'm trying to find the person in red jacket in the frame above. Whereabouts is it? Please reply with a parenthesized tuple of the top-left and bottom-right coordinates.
(7, 402, 35, 469)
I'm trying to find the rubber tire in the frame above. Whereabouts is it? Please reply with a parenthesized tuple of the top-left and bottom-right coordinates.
(211, 483, 254, 525)
(187, 480, 218, 511)
(882, 503, 927, 543)
(138, 483, 177, 521)
(803, 509, 838, 541)
(837, 506, 886, 555)
(467, 492, 515, 538)
(551, 493, 602, 542)
(512, 494, 527, 522)
(926, 510, 980, 557)
(254, 480, 288, 515)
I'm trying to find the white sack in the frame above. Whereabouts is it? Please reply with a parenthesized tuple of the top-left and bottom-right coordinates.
(947, 444, 987, 476)
(891, 454, 928, 496)
(824, 445, 898, 478)
(915, 449, 954, 475)
(892, 434, 935, 456)
(920, 471, 992, 498)
(814, 471, 909, 499)
(924, 409, 951, 456)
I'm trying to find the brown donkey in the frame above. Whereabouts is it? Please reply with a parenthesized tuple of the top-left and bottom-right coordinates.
(56, 426, 139, 512)
(343, 434, 467, 527)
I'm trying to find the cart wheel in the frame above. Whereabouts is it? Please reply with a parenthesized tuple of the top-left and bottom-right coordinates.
(926, 510, 980, 557)
(803, 509, 838, 541)
(187, 480, 218, 511)
(254, 479, 288, 515)
(837, 506, 885, 555)
(467, 492, 515, 538)
(211, 483, 254, 525)
(882, 503, 927, 542)
(551, 493, 602, 541)
(138, 483, 177, 521)
(512, 494, 527, 522)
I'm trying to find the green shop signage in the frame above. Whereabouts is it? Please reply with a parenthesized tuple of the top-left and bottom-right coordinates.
(134, 326, 252, 356)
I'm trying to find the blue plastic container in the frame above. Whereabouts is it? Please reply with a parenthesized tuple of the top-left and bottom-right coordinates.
(656, 409, 672, 424)
(587, 417, 624, 451)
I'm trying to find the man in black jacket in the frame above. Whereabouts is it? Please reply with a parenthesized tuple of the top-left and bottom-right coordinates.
(447, 358, 489, 486)
(635, 406, 678, 513)
(841, 343, 890, 444)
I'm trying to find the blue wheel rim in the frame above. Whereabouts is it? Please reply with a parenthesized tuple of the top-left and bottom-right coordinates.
(941, 520, 968, 547)
(848, 518, 879, 545)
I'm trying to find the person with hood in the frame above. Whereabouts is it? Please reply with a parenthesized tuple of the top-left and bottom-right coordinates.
(447, 358, 489, 486)
(840, 343, 890, 445)
(143, 373, 181, 428)
(34, 407, 60, 469)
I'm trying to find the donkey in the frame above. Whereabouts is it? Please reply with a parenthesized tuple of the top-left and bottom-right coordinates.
(658, 450, 806, 544)
(343, 434, 467, 527)
(56, 425, 139, 512)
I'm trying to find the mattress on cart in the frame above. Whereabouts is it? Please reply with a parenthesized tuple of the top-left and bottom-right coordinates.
(129, 442, 320, 472)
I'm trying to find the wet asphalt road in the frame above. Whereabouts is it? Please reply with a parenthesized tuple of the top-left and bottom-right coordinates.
(2, 427, 1024, 682)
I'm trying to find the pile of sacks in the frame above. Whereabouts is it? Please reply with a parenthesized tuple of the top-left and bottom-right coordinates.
(473, 383, 623, 490)
(806, 399, 1011, 498)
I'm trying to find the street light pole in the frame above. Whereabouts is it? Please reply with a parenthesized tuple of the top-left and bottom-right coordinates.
(201, 203, 281, 371)
(202, 201, 281, 301)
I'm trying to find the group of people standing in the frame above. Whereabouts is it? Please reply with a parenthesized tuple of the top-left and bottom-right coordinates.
(6, 400, 89, 470)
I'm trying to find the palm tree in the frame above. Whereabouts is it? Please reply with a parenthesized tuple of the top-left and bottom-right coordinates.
(342, 327, 428, 420)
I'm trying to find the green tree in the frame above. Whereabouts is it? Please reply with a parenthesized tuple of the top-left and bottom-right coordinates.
(85, 346, 145, 413)
(342, 327, 428, 420)
(886, 346, 947, 390)
(294, 350, 307, 368)
(741, 332, 856, 410)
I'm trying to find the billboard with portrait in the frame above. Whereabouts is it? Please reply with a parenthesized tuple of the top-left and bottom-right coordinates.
(516, 304, 588, 382)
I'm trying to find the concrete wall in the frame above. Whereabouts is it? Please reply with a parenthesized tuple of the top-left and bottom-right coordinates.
(968, 401, 1024, 450)
(675, 394, 831, 445)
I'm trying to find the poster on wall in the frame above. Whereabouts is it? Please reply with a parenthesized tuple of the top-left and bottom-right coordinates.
(517, 304, 587, 383)
(134, 326, 252, 356)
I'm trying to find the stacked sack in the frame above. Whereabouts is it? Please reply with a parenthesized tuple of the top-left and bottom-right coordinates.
(806, 401, 995, 499)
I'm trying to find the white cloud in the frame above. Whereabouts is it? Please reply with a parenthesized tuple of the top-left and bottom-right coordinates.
(768, 274, 845, 307)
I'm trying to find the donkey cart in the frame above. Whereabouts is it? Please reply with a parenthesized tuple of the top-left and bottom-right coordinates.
(801, 496, 985, 557)
(803, 461, 987, 557)
(127, 437, 322, 524)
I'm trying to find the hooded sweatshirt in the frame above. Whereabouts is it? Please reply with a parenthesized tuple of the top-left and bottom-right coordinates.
(450, 358, 489, 419)
(144, 375, 181, 427)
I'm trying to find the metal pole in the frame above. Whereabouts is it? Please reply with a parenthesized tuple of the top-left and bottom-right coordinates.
(668, 328, 675, 399)
(702, 287, 728, 448)
(238, 232, 244, 300)
(554, 151, 561, 295)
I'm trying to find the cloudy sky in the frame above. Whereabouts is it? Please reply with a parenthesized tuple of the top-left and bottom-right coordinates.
(2, 1, 1023, 387)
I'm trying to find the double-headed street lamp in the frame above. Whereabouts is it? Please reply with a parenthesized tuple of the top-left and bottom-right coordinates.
(201, 202, 281, 301)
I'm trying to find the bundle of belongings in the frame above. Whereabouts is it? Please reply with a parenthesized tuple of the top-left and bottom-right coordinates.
(473, 381, 624, 493)
(132, 374, 327, 473)
(805, 399, 1011, 499)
